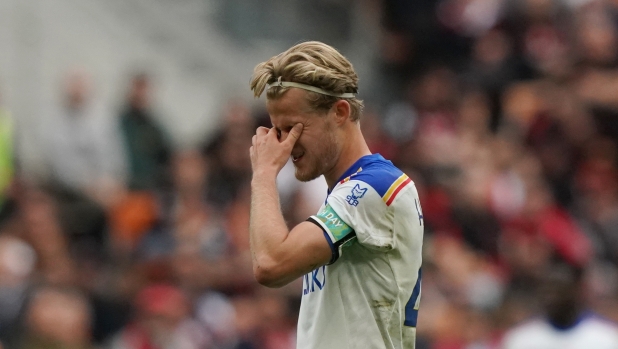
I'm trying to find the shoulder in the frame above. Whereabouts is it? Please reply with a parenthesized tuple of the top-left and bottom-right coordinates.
(337, 158, 410, 207)
(580, 314, 618, 334)
(501, 318, 548, 346)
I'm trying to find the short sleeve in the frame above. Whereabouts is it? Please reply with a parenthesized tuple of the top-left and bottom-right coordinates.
(308, 204, 356, 264)
(324, 179, 394, 252)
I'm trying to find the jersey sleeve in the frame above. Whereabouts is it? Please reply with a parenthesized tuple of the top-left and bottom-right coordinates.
(307, 203, 357, 264)
(309, 178, 394, 264)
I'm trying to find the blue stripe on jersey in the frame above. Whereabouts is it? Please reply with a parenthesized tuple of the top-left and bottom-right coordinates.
(322, 230, 339, 265)
(334, 154, 404, 197)
(404, 268, 422, 327)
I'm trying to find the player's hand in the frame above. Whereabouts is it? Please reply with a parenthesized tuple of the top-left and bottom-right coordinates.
(250, 123, 303, 179)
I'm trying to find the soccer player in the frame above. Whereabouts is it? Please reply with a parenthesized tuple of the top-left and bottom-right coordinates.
(248, 41, 424, 349)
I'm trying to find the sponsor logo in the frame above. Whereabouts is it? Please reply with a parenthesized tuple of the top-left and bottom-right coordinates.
(303, 265, 327, 295)
(316, 205, 353, 241)
(345, 184, 367, 207)
(322, 211, 344, 228)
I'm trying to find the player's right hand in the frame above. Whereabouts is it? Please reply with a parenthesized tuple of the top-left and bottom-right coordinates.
(250, 123, 303, 179)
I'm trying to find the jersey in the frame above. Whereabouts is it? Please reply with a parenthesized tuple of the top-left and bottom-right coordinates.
(500, 314, 618, 349)
(297, 154, 424, 349)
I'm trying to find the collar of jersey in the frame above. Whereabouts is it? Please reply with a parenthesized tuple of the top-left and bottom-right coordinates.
(328, 153, 387, 194)
(547, 311, 591, 332)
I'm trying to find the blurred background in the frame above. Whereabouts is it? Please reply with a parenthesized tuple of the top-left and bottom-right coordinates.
(0, 0, 617, 348)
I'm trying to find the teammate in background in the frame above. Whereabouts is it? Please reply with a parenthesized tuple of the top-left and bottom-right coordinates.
(248, 41, 424, 349)
(500, 258, 618, 349)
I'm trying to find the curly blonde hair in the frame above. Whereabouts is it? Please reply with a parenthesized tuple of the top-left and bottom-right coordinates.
(250, 41, 364, 121)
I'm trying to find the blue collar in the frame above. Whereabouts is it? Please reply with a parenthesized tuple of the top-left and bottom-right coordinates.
(548, 312, 590, 332)
(328, 153, 387, 193)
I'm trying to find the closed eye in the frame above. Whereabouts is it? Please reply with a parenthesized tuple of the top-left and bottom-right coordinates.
(274, 126, 295, 140)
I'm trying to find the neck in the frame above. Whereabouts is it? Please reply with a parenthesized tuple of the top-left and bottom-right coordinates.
(324, 125, 371, 189)
(548, 304, 584, 330)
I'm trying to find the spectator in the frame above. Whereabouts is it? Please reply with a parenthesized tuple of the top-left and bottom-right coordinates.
(164, 150, 249, 292)
(107, 284, 209, 349)
(20, 286, 94, 349)
(0, 229, 36, 347)
(118, 73, 172, 192)
(41, 67, 126, 205)
(17, 186, 76, 287)
(202, 101, 254, 208)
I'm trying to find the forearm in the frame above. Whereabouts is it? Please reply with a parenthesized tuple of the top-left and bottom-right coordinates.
(248, 123, 317, 287)
(249, 173, 290, 274)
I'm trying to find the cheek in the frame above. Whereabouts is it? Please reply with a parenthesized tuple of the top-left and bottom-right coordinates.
(309, 139, 332, 161)
(292, 139, 306, 155)
(295, 132, 315, 151)
(297, 127, 333, 155)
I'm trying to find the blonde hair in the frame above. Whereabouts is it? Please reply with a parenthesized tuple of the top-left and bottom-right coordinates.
(250, 41, 364, 121)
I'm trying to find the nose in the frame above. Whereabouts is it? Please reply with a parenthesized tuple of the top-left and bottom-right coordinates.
(279, 130, 290, 142)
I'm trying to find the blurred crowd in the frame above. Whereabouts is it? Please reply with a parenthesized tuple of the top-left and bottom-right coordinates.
(1, 0, 618, 348)
(379, 0, 618, 347)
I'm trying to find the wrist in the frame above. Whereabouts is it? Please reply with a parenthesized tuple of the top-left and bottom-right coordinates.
(252, 170, 278, 185)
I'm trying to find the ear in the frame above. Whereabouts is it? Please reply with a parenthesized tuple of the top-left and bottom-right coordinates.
(332, 100, 351, 125)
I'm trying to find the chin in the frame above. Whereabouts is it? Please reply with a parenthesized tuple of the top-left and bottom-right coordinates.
(294, 167, 321, 182)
